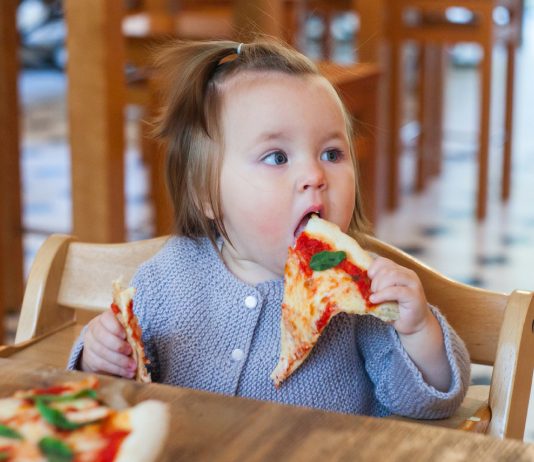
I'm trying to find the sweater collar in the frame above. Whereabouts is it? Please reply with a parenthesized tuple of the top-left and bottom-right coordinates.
(208, 236, 284, 293)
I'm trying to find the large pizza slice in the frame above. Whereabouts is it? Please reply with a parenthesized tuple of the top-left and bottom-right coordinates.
(0, 376, 169, 462)
(271, 215, 399, 387)
(111, 281, 151, 383)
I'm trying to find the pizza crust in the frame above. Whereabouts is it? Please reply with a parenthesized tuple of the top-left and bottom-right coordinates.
(114, 400, 170, 462)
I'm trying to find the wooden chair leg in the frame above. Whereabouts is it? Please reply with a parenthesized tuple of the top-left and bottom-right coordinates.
(502, 40, 516, 202)
(320, 9, 333, 61)
(387, 38, 402, 210)
(140, 115, 173, 237)
(415, 44, 428, 193)
(430, 45, 445, 178)
(477, 39, 493, 221)
(146, 80, 173, 237)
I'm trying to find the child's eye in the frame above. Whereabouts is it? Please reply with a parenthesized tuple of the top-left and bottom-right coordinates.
(321, 149, 344, 162)
(262, 150, 288, 165)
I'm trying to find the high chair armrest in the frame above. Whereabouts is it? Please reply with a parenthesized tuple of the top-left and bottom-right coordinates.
(488, 290, 534, 439)
(1, 322, 83, 367)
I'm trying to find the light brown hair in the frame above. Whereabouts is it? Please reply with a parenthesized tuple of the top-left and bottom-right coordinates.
(153, 38, 369, 249)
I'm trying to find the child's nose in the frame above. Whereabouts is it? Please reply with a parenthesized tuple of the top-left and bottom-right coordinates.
(297, 163, 327, 192)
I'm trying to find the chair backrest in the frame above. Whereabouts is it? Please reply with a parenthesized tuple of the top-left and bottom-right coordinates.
(364, 235, 534, 440)
(15, 234, 169, 343)
(16, 233, 534, 439)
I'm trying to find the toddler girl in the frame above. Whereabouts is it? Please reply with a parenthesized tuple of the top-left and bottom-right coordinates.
(69, 39, 470, 418)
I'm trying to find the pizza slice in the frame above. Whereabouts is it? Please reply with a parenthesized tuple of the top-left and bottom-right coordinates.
(111, 281, 151, 383)
(271, 215, 400, 387)
(0, 376, 169, 462)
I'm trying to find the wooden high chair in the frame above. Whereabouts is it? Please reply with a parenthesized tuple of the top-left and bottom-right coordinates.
(1, 233, 532, 440)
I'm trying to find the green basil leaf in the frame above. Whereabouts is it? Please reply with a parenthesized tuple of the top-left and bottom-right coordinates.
(38, 436, 74, 462)
(31, 389, 98, 403)
(0, 424, 22, 439)
(310, 250, 346, 271)
(35, 399, 81, 431)
(0, 451, 10, 461)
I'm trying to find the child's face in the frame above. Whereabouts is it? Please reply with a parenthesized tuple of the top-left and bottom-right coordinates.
(217, 72, 356, 284)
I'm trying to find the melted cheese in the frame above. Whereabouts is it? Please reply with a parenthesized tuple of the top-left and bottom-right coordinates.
(18, 419, 54, 443)
(0, 398, 24, 421)
(64, 406, 111, 424)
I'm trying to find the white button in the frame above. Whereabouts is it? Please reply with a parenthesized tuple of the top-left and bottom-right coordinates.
(231, 348, 245, 362)
(244, 295, 258, 309)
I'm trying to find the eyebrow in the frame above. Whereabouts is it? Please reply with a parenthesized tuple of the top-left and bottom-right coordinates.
(254, 131, 290, 144)
(321, 131, 349, 144)
(254, 130, 348, 145)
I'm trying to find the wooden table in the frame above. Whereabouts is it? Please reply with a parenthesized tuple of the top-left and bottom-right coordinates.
(0, 358, 532, 461)
(0, 319, 517, 439)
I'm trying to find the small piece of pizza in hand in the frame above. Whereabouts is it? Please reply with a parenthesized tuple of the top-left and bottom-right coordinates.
(111, 281, 151, 383)
(271, 215, 399, 387)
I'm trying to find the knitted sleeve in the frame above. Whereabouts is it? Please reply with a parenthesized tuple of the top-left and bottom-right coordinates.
(355, 305, 471, 419)
(66, 326, 86, 370)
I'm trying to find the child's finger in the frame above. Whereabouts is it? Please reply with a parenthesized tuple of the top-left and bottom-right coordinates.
(91, 323, 132, 356)
(369, 286, 412, 305)
(87, 339, 135, 371)
(83, 346, 135, 379)
(100, 310, 127, 339)
(371, 266, 420, 292)
(84, 328, 136, 371)
(370, 267, 416, 293)
(367, 257, 393, 278)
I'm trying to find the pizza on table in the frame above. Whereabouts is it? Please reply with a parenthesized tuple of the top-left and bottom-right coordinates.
(0, 376, 168, 462)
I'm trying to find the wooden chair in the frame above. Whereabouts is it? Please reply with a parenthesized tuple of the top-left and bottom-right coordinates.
(384, 0, 522, 220)
(1, 232, 532, 439)
(282, 0, 357, 60)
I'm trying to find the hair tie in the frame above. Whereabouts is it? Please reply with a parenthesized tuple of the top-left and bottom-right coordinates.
(236, 43, 244, 55)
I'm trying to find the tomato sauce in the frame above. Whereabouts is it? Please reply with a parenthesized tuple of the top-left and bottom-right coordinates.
(315, 302, 336, 332)
(110, 303, 120, 316)
(32, 385, 72, 396)
(97, 430, 130, 462)
(295, 233, 373, 307)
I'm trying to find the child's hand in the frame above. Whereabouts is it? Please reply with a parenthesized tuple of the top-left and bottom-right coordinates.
(80, 310, 137, 379)
(367, 257, 431, 336)
(368, 257, 451, 391)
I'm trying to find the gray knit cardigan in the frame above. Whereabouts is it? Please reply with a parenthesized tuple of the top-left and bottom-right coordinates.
(68, 236, 470, 418)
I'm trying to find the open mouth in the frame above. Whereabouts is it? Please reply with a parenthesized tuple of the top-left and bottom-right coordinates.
(294, 208, 323, 239)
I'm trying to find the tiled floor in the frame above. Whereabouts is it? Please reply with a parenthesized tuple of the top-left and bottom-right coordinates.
(8, 7, 534, 441)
